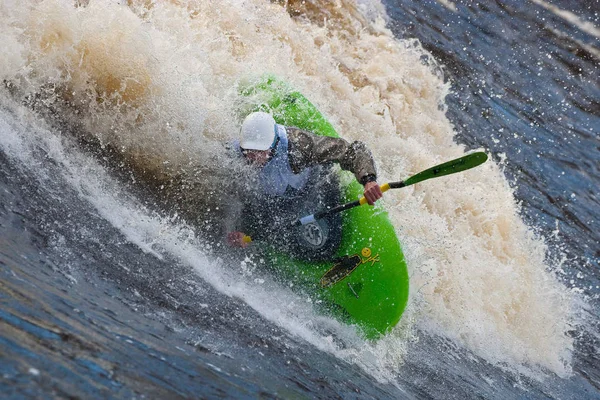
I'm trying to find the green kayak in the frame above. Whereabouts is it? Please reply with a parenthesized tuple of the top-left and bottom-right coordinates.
(239, 76, 409, 339)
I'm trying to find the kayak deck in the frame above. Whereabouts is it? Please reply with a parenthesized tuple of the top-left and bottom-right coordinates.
(239, 75, 409, 339)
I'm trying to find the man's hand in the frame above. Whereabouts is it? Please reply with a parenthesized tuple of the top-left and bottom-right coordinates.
(227, 231, 250, 248)
(363, 181, 383, 205)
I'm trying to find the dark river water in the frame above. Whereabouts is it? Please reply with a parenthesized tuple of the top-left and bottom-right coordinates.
(1, 0, 599, 398)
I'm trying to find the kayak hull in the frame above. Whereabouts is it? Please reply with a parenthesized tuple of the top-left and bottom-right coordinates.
(240, 76, 409, 339)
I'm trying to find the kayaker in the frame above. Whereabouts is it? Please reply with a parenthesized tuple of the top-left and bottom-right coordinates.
(226, 111, 382, 260)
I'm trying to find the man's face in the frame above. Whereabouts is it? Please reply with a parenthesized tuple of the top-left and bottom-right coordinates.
(242, 149, 271, 167)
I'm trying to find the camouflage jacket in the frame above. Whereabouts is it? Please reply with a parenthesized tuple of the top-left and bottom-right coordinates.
(285, 127, 377, 184)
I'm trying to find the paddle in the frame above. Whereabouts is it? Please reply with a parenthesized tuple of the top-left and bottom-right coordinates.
(294, 151, 488, 226)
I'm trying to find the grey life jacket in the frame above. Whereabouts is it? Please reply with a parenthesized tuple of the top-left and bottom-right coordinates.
(257, 125, 311, 197)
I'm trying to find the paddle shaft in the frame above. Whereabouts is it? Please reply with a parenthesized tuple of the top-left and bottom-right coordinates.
(294, 152, 487, 226)
(294, 181, 401, 225)
(306, 181, 402, 221)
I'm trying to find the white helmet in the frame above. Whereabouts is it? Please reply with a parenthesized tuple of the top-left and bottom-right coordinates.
(240, 112, 277, 151)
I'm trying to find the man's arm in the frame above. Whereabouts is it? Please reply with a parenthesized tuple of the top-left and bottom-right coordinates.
(286, 128, 377, 182)
(287, 127, 382, 205)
